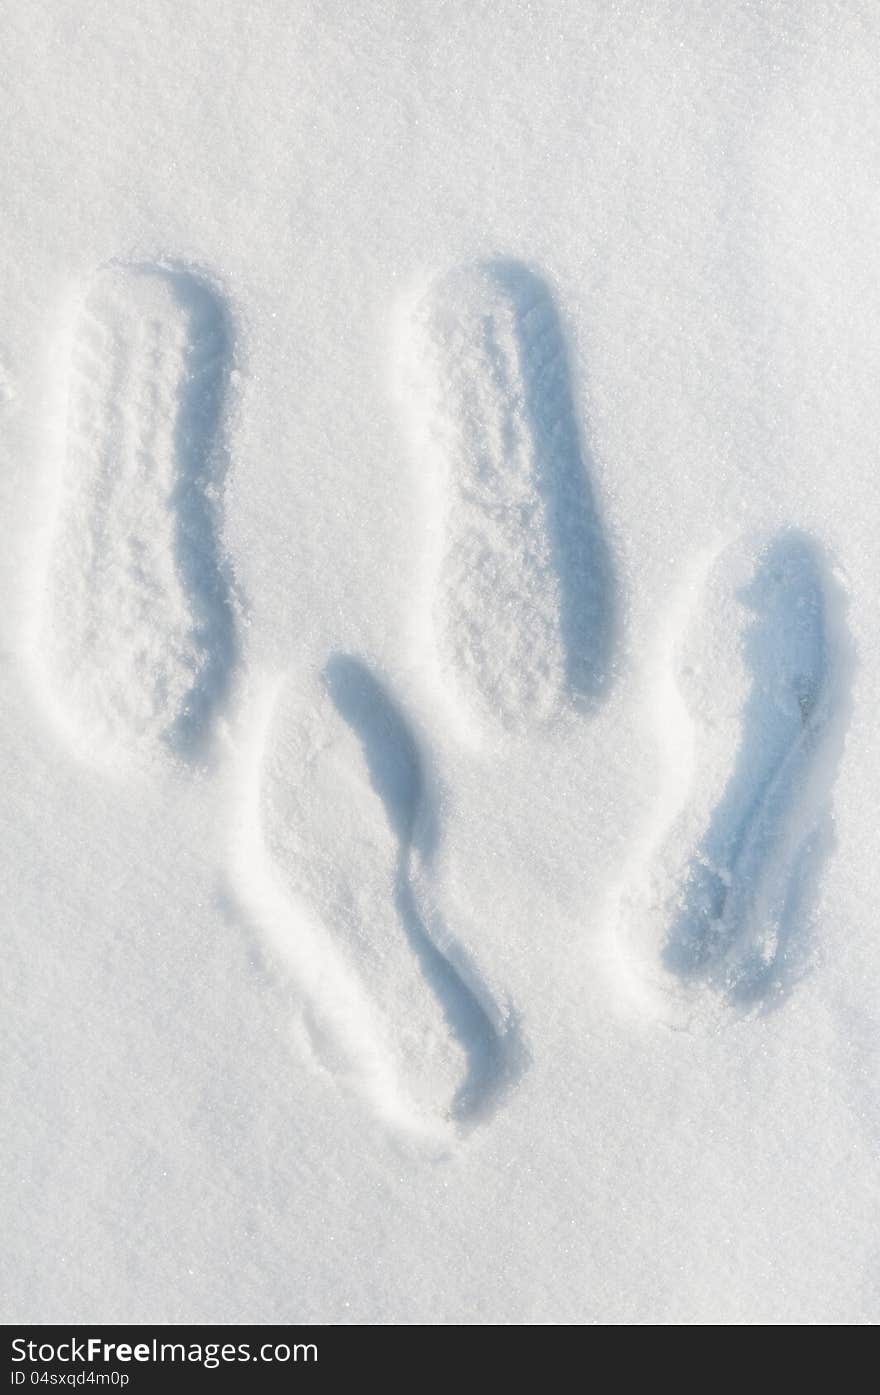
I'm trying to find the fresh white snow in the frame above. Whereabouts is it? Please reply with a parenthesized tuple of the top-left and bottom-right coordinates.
(2, 1, 879, 1325)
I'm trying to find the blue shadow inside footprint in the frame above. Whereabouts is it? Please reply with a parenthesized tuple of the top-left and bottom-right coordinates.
(323, 653, 430, 854)
(122, 263, 239, 759)
(663, 530, 849, 1001)
(324, 654, 524, 1122)
(480, 259, 617, 706)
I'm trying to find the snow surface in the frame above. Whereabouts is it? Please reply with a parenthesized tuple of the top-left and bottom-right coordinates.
(2, 1, 880, 1325)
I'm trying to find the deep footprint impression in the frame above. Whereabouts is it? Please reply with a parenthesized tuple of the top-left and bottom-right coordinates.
(619, 530, 852, 1025)
(39, 262, 236, 763)
(251, 657, 520, 1136)
(401, 260, 614, 732)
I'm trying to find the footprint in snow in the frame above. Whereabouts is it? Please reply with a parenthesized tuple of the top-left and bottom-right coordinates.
(238, 657, 524, 1141)
(399, 258, 616, 734)
(615, 529, 853, 1028)
(37, 261, 237, 767)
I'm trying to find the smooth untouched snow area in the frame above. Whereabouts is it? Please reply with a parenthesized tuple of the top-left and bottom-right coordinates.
(2, 1, 879, 1326)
